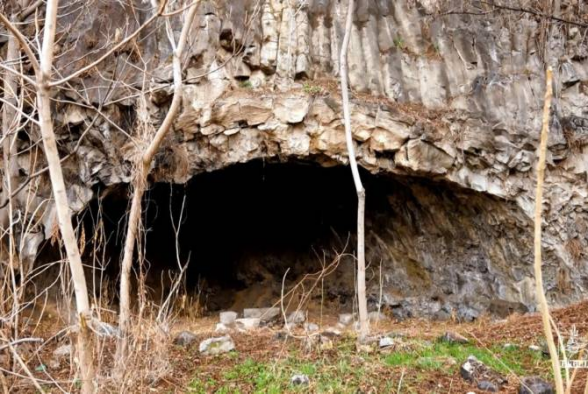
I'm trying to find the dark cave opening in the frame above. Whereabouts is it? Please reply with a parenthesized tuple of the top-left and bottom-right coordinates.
(77, 158, 535, 320)
(143, 160, 364, 310)
(84, 160, 387, 312)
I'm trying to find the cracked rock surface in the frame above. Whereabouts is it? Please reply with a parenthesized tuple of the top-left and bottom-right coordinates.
(1, 0, 587, 319)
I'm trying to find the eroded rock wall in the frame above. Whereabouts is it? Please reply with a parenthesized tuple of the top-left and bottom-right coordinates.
(1, 0, 587, 318)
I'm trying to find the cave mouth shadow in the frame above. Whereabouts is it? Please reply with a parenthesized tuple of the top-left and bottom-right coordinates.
(83, 159, 405, 312)
(67, 157, 539, 320)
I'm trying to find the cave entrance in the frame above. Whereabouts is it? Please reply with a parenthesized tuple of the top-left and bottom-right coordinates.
(143, 160, 364, 312)
(89, 160, 377, 313)
(80, 158, 535, 320)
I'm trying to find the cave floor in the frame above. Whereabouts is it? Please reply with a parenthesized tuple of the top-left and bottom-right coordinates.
(25, 301, 588, 393)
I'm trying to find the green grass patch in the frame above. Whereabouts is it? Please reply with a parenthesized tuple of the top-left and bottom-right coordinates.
(383, 340, 548, 376)
(187, 339, 551, 393)
(188, 354, 371, 394)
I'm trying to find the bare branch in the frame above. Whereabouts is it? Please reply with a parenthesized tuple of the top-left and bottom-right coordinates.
(481, 0, 588, 27)
(431, 0, 588, 28)
(18, 0, 45, 20)
(0, 61, 37, 86)
(0, 13, 40, 75)
(48, 0, 169, 87)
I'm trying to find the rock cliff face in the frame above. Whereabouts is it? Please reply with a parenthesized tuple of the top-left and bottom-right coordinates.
(1, 0, 587, 319)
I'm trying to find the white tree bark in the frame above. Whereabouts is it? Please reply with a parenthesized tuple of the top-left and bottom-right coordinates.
(534, 67, 563, 394)
(117, 1, 199, 362)
(35, 0, 95, 392)
(2, 22, 19, 204)
(2, 18, 20, 271)
(339, 0, 369, 340)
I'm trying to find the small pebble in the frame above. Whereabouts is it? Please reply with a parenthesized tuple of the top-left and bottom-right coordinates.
(379, 336, 394, 349)
(291, 374, 309, 386)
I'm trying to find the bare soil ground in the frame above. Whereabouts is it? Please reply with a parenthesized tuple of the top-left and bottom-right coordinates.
(8, 301, 588, 393)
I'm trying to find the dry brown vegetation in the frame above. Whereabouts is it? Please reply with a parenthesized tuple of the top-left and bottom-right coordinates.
(7, 300, 587, 393)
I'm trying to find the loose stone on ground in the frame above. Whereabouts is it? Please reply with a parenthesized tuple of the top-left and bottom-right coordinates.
(199, 336, 235, 355)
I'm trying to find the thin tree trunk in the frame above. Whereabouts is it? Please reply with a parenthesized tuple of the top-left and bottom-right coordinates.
(2, 21, 20, 206)
(2, 15, 22, 361)
(339, 0, 369, 340)
(534, 67, 563, 394)
(36, 0, 94, 392)
(118, 169, 145, 359)
(117, 1, 199, 363)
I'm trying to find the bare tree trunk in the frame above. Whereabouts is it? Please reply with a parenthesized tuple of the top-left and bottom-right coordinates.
(2, 21, 20, 209)
(35, 0, 95, 392)
(2, 15, 23, 358)
(118, 169, 145, 358)
(534, 67, 563, 394)
(2, 17, 18, 365)
(339, 0, 369, 340)
(117, 1, 199, 363)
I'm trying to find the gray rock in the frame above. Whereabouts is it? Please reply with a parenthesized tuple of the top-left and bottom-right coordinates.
(391, 306, 412, 321)
(519, 376, 554, 394)
(338, 313, 354, 326)
(457, 306, 480, 322)
(460, 355, 506, 390)
(243, 308, 264, 319)
(460, 355, 482, 381)
(220, 311, 238, 326)
(275, 97, 309, 124)
(243, 307, 280, 322)
(291, 374, 310, 386)
(174, 331, 198, 346)
(199, 336, 235, 355)
(235, 318, 261, 331)
(215, 323, 229, 333)
(304, 322, 319, 332)
(379, 337, 394, 349)
(478, 380, 499, 392)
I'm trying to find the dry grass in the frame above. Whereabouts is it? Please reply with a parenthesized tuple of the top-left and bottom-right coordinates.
(11, 299, 588, 393)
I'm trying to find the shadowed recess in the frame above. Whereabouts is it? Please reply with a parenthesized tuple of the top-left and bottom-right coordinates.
(77, 159, 538, 320)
